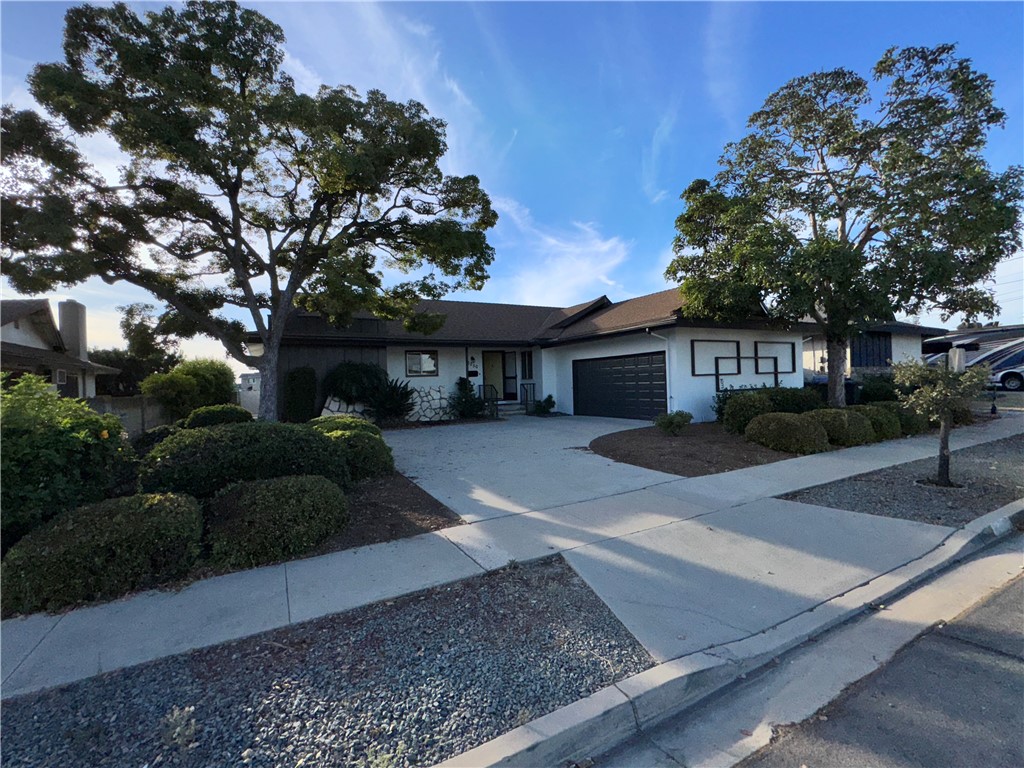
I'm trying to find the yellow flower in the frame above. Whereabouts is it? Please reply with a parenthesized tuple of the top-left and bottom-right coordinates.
(99, 430, 109, 439)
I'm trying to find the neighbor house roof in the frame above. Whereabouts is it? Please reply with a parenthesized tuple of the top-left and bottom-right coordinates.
(263, 286, 777, 349)
(0, 299, 51, 327)
(0, 341, 120, 374)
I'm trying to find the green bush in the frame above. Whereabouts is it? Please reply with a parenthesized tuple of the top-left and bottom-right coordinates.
(322, 429, 395, 483)
(204, 476, 349, 570)
(723, 392, 774, 434)
(283, 366, 318, 423)
(859, 375, 899, 403)
(744, 412, 830, 455)
(449, 376, 486, 418)
(139, 421, 350, 497)
(765, 386, 824, 414)
(364, 377, 415, 424)
(322, 361, 388, 406)
(308, 414, 383, 437)
(804, 408, 877, 446)
(533, 394, 556, 416)
(141, 359, 235, 419)
(848, 404, 902, 441)
(1, 375, 131, 549)
(1, 493, 202, 616)
(875, 401, 931, 435)
(654, 410, 694, 435)
(131, 422, 181, 457)
(182, 404, 253, 429)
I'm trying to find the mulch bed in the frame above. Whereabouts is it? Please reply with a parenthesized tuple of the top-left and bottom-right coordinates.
(589, 422, 794, 477)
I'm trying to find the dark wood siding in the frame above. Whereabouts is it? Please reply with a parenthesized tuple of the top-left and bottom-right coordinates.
(850, 332, 893, 368)
(277, 345, 386, 418)
(572, 352, 667, 420)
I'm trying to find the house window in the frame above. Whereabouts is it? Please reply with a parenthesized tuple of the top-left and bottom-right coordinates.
(405, 350, 439, 377)
(521, 351, 534, 380)
(55, 369, 67, 385)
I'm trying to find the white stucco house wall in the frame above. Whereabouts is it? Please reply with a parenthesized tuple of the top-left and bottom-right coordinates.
(0, 298, 118, 397)
(259, 288, 809, 423)
(802, 321, 946, 379)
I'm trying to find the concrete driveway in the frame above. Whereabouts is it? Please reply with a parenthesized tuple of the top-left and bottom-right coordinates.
(385, 415, 679, 522)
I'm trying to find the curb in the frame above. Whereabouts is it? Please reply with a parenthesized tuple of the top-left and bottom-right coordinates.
(435, 498, 1024, 768)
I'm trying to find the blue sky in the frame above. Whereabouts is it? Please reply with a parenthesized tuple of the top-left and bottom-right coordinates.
(2, 1, 1022, 369)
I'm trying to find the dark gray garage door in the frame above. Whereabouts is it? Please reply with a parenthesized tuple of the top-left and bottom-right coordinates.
(572, 352, 667, 420)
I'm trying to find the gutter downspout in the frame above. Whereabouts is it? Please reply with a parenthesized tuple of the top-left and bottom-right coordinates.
(646, 328, 673, 410)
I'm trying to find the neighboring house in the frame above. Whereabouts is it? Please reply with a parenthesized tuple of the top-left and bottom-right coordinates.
(802, 321, 946, 379)
(258, 288, 807, 423)
(1, 298, 119, 397)
(238, 372, 261, 416)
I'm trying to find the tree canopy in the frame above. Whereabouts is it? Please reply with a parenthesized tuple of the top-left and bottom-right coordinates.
(668, 44, 1022, 406)
(91, 303, 182, 396)
(1, 0, 496, 419)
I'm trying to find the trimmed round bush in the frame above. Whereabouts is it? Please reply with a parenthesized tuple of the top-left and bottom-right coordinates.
(723, 392, 774, 434)
(308, 414, 383, 438)
(139, 421, 350, 497)
(848, 404, 902, 441)
(182, 404, 253, 429)
(744, 413, 830, 455)
(654, 410, 694, 436)
(875, 401, 931, 435)
(322, 429, 395, 484)
(804, 408, 877, 447)
(859, 376, 899, 403)
(1, 494, 202, 616)
(131, 422, 181, 457)
(764, 386, 824, 414)
(204, 476, 349, 569)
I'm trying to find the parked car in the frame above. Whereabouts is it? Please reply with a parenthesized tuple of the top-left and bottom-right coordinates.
(986, 347, 1024, 391)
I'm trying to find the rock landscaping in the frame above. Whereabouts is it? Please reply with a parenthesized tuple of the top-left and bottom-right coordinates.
(0, 556, 654, 768)
(781, 434, 1024, 527)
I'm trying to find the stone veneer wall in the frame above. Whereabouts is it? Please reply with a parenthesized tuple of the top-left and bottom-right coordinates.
(321, 385, 453, 422)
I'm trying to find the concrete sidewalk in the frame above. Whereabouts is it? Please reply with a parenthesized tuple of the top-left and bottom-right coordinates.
(3, 413, 1021, 700)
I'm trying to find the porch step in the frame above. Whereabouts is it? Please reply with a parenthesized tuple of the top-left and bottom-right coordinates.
(497, 402, 527, 416)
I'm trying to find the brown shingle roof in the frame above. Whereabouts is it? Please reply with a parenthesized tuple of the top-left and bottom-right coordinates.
(1, 299, 51, 327)
(0, 342, 120, 374)
(545, 289, 683, 342)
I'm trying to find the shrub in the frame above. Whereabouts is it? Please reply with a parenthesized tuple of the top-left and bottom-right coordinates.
(764, 386, 824, 414)
(875, 401, 931, 435)
(654, 410, 694, 435)
(1, 375, 131, 549)
(449, 376, 486, 418)
(322, 361, 388, 406)
(204, 476, 349, 570)
(140, 370, 199, 420)
(859, 375, 899, 403)
(364, 377, 415, 424)
(723, 392, 774, 434)
(848, 404, 902, 441)
(745, 413, 830, 455)
(804, 408, 877, 447)
(712, 387, 746, 423)
(1, 494, 202, 616)
(321, 429, 395, 484)
(131, 422, 181, 457)
(139, 421, 350, 497)
(533, 394, 556, 416)
(283, 366, 318, 422)
(182, 404, 253, 429)
(308, 414, 383, 437)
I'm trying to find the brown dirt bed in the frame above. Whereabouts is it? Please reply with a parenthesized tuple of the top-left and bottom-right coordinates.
(589, 422, 794, 477)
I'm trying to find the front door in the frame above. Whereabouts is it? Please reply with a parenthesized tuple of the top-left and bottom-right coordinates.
(482, 351, 518, 400)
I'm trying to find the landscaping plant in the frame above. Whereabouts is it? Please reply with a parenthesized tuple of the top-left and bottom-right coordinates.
(320, 430, 395, 484)
(744, 412, 830, 455)
(654, 410, 694, 436)
(1, 493, 202, 616)
(804, 408, 877, 447)
(847, 404, 902, 441)
(893, 360, 988, 486)
(533, 394, 556, 416)
(722, 392, 774, 434)
(204, 476, 349, 569)
(182, 404, 253, 429)
(323, 362, 388, 408)
(141, 359, 236, 419)
(308, 414, 383, 438)
(283, 366, 318, 422)
(364, 378, 415, 424)
(0, 374, 131, 549)
(449, 376, 486, 418)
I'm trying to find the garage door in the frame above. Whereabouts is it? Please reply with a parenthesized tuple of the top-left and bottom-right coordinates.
(572, 352, 667, 420)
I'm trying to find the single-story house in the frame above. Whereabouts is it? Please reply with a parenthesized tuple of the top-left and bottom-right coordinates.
(0, 299, 118, 398)
(802, 320, 946, 379)
(262, 288, 807, 423)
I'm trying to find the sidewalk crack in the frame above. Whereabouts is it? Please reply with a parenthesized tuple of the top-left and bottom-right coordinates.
(2, 613, 65, 686)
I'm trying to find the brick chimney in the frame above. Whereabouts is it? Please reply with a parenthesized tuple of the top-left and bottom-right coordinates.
(58, 300, 88, 361)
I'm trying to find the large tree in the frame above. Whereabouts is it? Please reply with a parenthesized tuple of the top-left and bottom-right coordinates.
(90, 303, 182, 396)
(1, 1, 496, 420)
(668, 45, 1022, 406)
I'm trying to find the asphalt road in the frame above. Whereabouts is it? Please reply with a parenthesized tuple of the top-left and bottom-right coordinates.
(739, 576, 1024, 768)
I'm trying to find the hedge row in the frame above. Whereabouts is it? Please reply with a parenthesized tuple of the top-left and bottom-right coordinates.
(722, 387, 824, 434)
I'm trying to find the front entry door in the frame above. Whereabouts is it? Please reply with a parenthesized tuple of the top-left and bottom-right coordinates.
(482, 351, 518, 400)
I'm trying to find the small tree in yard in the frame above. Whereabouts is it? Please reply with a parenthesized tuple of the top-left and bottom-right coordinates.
(668, 44, 1022, 408)
(1, 1, 496, 421)
(892, 360, 988, 487)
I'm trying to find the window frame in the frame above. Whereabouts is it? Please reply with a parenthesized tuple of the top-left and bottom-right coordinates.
(405, 350, 439, 377)
(520, 350, 534, 380)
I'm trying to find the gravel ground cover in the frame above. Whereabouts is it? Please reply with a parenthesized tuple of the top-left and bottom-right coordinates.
(781, 434, 1024, 527)
(1, 557, 654, 768)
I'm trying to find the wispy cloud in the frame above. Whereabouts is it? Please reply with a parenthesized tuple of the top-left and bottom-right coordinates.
(282, 50, 322, 94)
(640, 106, 678, 204)
(702, 4, 754, 137)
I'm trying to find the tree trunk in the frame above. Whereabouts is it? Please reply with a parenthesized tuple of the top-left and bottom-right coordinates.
(936, 413, 953, 486)
(826, 337, 848, 408)
(256, 344, 279, 422)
